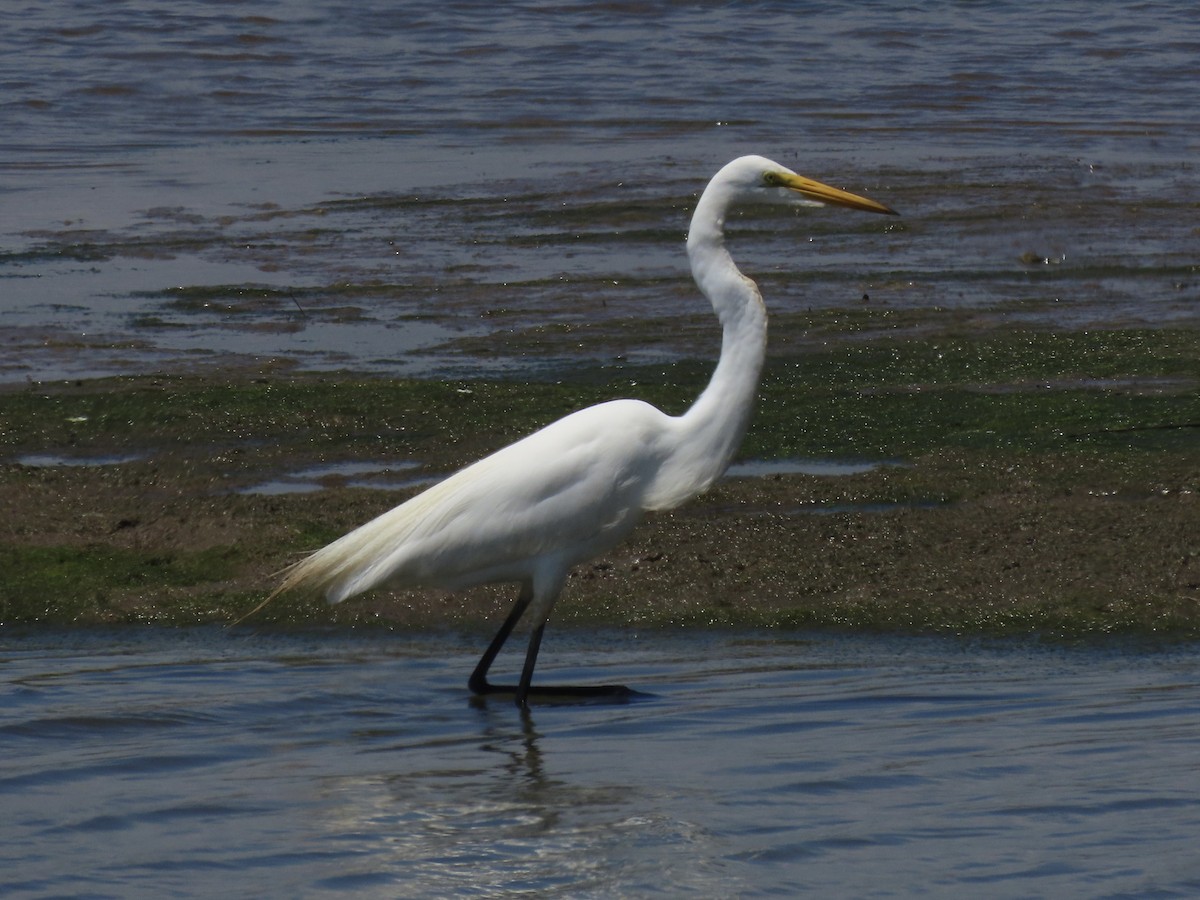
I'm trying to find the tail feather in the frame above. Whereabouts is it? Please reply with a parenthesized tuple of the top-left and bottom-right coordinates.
(277, 508, 418, 601)
(228, 534, 391, 628)
(227, 565, 298, 627)
(232, 440, 521, 627)
(229, 478, 461, 626)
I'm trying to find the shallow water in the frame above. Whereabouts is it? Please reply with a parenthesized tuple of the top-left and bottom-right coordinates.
(2, 628, 1199, 897)
(231, 456, 888, 495)
(238, 459, 430, 496)
(2, 1, 1197, 381)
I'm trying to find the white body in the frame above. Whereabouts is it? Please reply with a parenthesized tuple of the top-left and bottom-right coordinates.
(271, 155, 894, 649)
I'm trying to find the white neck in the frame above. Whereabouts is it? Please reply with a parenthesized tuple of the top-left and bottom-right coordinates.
(646, 177, 767, 508)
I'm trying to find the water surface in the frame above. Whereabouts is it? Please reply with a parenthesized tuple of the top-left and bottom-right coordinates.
(2, 1, 1196, 381)
(2, 628, 1198, 897)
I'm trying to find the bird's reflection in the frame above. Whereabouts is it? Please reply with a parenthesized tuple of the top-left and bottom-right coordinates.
(470, 696, 548, 786)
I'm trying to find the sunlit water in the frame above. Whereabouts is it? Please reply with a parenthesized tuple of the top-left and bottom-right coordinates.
(2, 1, 1197, 381)
(2, 629, 1199, 897)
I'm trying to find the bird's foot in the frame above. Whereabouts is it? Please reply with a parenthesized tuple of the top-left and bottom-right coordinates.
(469, 678, 650, 707)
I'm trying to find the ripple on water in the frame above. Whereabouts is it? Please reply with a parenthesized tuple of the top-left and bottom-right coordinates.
(2, 630, 1199, 895)
(237, 459, 429, 495)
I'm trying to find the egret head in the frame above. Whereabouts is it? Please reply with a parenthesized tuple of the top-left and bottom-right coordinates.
(719, 154, 898, 216)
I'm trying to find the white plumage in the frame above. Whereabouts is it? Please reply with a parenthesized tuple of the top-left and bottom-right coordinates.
(265, 155, 897, 706)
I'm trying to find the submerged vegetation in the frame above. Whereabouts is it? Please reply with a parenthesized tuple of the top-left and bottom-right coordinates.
(1, 320, 1197, 635)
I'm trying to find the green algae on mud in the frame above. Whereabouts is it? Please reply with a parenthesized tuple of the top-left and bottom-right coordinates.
(0, 323, 1197, 634)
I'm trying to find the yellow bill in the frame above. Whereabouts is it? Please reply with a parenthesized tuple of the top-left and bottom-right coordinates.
(776, 172, 899, 216)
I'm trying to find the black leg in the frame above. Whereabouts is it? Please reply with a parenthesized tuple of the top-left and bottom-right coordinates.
(515, 623, 546, 707)
(468, 582, 533, 696)
(469, 583, 648, 707)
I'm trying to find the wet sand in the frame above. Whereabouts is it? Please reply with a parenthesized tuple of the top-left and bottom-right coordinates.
(3, 316, 1196, 636)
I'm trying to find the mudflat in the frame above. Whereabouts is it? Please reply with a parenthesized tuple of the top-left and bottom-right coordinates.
(2, 317, 1197, 636)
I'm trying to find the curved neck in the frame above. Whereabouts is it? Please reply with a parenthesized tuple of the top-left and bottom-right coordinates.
(648, 183, 767, 508)
(681, 240, 767, 477)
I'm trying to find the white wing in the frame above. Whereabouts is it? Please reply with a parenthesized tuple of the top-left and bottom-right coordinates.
(277, 399, 676, 603)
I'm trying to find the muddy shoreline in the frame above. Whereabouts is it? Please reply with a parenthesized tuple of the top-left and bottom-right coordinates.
(1, 319, 1197, 636)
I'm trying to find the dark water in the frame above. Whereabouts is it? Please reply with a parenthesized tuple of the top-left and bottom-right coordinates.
(3, 629, 1199, 897)
(2, 1, 1197, 381)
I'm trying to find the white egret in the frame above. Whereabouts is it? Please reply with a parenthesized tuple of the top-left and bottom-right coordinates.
(261, 156, 897, 706)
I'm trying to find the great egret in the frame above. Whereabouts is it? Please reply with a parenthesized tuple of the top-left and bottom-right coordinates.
(262, 156, 896, 706)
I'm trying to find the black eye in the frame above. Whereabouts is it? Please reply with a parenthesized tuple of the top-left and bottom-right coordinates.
(763, 171, 780, 186)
